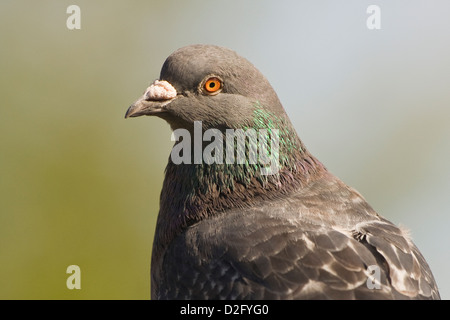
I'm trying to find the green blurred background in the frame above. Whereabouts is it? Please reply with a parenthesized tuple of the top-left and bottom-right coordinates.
(1, 1, 449, 299)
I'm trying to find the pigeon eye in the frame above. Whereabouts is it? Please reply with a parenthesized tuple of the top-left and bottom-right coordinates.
(203, 77, 222, 94)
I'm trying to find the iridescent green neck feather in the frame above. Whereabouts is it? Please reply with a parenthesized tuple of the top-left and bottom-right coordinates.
(152, 102, 327, 258)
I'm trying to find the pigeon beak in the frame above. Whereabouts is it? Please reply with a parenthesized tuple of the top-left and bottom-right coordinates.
(124, 98, 171, 118)
(125, 80, 177, 118)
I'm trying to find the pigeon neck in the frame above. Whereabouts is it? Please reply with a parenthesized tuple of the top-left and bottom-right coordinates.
(152, 120, 327, 260)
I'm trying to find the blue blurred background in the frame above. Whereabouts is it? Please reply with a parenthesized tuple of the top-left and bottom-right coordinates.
(1, 1, 449, 299)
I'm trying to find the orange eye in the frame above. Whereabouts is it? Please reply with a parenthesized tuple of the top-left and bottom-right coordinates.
(204, 77, 222, 94)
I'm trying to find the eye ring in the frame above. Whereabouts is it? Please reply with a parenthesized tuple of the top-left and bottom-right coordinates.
(202, 77, 223, 95)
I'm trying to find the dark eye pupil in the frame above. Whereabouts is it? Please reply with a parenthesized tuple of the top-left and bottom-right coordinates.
(209, 82, 216, 88)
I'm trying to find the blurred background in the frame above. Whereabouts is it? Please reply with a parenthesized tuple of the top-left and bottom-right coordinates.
(1, 0, 449, 299)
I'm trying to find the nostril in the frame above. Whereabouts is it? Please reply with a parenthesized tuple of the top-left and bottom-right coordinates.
(144, 80, 177, 101)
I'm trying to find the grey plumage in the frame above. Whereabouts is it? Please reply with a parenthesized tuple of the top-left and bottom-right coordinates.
(126, 44, 440, 299)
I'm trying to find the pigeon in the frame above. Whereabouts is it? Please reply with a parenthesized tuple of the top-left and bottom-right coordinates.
(125, 44, 440, 300)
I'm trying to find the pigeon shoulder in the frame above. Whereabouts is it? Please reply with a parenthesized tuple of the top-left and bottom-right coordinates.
(153, 172, 440, 299)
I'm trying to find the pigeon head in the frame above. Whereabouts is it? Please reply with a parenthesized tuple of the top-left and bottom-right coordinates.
(125, 44, 325, 180)
(125, 44, 285, 131)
